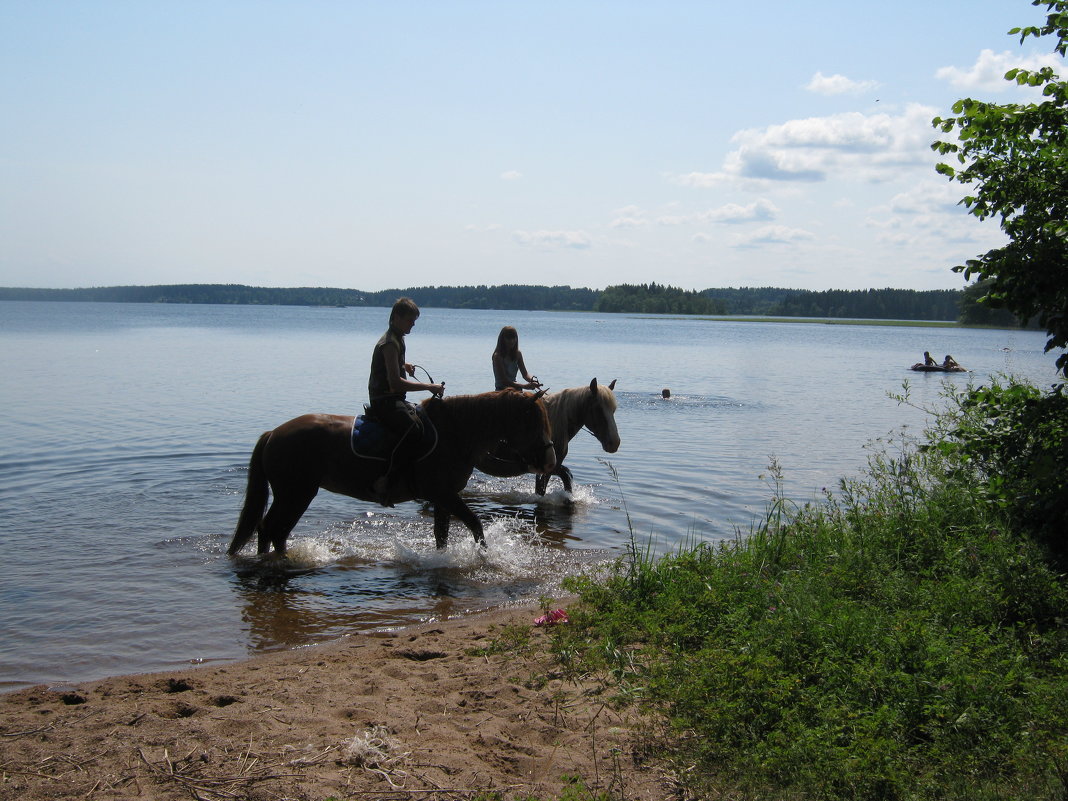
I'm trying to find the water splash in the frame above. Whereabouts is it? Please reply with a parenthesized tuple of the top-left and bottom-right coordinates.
(229, 504, 599, 567)
(390, 516, 574, 581)
(466, 473, 599, 507)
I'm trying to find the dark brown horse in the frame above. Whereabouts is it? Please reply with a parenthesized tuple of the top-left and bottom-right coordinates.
(228, 390, 555, 556)
(477, 378, 620, 495)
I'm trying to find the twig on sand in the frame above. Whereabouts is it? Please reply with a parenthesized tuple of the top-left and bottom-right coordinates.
(340, 789, 522, 797)
(0, 766, 60, 781)
(136, 746, 304, 801)
(1, 723, 55, 738)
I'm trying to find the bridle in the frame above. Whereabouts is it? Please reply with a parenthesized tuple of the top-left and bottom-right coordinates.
(522, 388, 555, 469)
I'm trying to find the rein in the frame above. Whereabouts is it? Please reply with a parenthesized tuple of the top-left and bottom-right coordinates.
(411, 364, 444, 397)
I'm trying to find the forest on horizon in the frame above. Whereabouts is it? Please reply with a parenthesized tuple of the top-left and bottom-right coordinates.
(0, 281, 1024, 326)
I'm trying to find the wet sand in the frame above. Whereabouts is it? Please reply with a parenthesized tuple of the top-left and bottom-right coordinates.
(0, 601, 680, 800)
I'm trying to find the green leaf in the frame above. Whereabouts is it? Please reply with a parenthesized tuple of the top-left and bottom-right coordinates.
(932, 0, 1068, 378)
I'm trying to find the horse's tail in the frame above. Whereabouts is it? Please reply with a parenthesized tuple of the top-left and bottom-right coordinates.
(227, 431, 271, 556)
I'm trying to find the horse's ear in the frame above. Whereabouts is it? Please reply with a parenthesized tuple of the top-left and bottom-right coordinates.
(608, 379, 616, 390)
(533, 388, 548, 400)
(589, 378, 598, 392)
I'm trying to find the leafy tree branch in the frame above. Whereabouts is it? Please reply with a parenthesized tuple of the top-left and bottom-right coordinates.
(932, 0, 1068, 374)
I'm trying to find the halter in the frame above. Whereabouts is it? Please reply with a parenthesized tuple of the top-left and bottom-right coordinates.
(583, 390, 604, 440)
(581, 387, 618, 446)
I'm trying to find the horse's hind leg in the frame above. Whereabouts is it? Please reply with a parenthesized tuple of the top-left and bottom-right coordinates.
(432, 505, 451, 549)
(258, 485, 319, 556)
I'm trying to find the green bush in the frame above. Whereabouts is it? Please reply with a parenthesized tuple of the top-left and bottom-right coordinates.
(924, 379, 1068, 562)
(555, 382, 1068, 800)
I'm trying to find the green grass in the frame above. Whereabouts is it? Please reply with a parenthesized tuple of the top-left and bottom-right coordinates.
(549, 407, 1068, 799)
(692, 316, 964, 327)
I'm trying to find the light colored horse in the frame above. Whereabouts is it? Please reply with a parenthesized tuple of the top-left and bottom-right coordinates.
(477, 378, 620, 495)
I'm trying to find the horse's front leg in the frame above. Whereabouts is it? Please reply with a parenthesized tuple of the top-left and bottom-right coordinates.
(433, 495, 484, 549)
(558, 464, 573, 493)
(535, 464, 573, 496)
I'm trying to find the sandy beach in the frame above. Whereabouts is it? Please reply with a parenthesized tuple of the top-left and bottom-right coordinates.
(0, 601, 680, 800)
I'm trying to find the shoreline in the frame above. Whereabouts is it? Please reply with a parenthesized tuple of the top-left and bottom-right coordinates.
(0, 595, 534, 696)
(0, 599, 676, 800)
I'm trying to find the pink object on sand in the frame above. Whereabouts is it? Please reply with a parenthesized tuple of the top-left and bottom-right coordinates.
(534, 609, 569, 627)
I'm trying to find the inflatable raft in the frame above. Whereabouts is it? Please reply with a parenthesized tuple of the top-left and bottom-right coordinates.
(909, 363, 967, 372)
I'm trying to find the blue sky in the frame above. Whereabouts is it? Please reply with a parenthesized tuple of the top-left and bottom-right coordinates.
(1, 1, 1061, 292)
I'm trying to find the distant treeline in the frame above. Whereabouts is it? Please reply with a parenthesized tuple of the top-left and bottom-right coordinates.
(595, 283, 722, 315)
(599, 284, 965, 321)
(730, 287, 961, 321)
(0, 281, 1028, 325)
(0, 283, 596, 311)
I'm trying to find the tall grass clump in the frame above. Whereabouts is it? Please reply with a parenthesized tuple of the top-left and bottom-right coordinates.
(557, 379, 1068, 800)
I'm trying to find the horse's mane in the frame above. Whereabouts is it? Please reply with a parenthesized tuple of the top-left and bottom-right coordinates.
(546, 384, 616, 422)
(422, 389, 545, 432)
(550, 384, 616, 411)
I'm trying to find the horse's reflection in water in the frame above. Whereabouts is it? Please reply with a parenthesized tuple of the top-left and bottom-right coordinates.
(230, 561, 468, 652)
(231, 571, 345, 651)
(477, 501, 578, 545)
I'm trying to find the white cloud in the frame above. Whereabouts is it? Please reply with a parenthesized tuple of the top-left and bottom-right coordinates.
(612, 200, 777, 228)
(863, 175, 1008, 255)
(677, 104, 938, 186)
(512, 229, 592, 249)
(675, 170, 729, 188)
(732, 225, 816, 248)
(805, 71, 879, 95)
(655, 199, 778, 226)
(862, 179, 974, 237)
(609, 205, 649, 228)
(655, 214, 689, 226)
(885, 181, 964, 216)
(936, 49, 1061, 92)
(703, 199, 778, 224)
(500, 170, 523, 180)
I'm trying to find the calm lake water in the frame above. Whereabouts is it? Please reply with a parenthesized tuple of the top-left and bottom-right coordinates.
(0, 300, 1061, 691)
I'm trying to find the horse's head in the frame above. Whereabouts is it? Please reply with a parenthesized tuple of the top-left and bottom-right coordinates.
(585, 378, 621, 454)
(502, 389, 557, 474)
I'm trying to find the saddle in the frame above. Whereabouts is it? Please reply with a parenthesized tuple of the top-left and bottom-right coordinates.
(350, 405, 439, 462)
